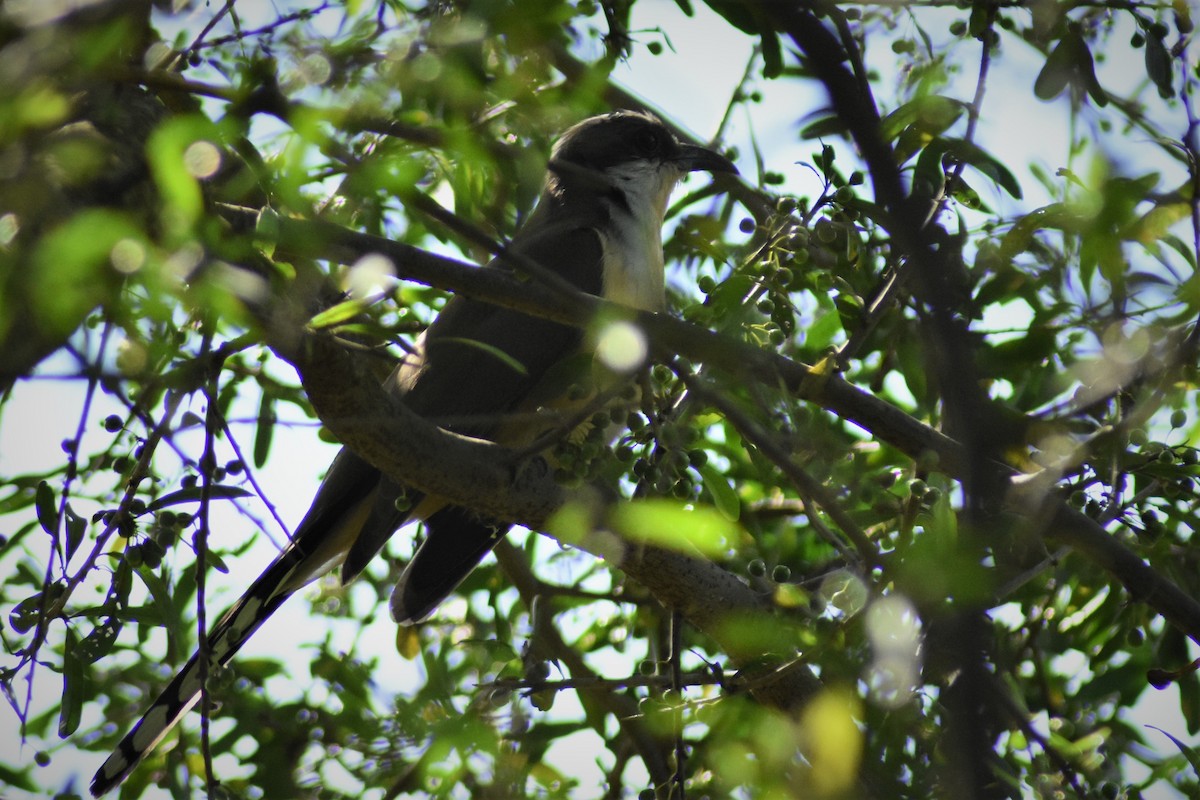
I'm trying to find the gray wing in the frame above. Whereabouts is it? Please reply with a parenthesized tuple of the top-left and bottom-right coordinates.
(341, 221, 606, 581)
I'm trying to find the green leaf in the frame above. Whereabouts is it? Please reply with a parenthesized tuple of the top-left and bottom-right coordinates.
(950, 175, 990, 212)
(75, 617, 122, 663)
(999, 203, 1077, 260)
(804, 303, 844, 351)
(1130, 201, 1192, 246)
(8, 592, 44, 634)
(697, 462, 741, 522)
(146, 114, 221, 237)
(1075, 33, 1108, 106)
(1148, 726, 1200, 776)
(1145, 31, 1174, 99)
(145, 484, 253, 512)
(546, 499, 594, 548)
(609, 498, 741, 557)
(58, 629, 84, 737)
(64, 503, 85, 563)
(1184, 664, 1200, 736)
(800, 116, 849, 140)
(208, 549, 231, 574)
(135, 568, 182, 643)
(437, 336, 529, 376)
(1033, 38, 1073, 101)
(0, 764, 36, 792)
(30, 210, 137, 341)
(702, 0, 781, 77)
(760, 30, 783, 79)
(35, 481, 58, 537)
(179, 410, 204, 429)
(255, 206, 281, 258)
(943, 139, 1023, 199)
(913, 143, 947, 199)
(254, 391, 276, 469)
(308, 296, 376, 330)
(879, 95, 965, 143)
(1047, 726, 1109, 760)
(1176, 0, 1194, 34)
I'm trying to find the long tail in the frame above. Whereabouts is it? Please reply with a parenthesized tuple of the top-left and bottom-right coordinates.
(390, 505, 511, 624)
(90, 544, 313, 796)
(91, 448, 398, 796)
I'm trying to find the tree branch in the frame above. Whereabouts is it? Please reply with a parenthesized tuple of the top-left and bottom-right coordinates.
(235, 192, 1200, 649)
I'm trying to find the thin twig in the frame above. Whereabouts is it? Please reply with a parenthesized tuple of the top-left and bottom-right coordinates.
(679, 371, 880, 567)
(196, 325, 224, 795)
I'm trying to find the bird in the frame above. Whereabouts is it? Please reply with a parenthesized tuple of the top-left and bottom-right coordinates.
(90, 109, 736, 796)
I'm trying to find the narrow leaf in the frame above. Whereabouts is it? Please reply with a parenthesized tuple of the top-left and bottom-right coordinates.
(1148, 726, 1200, 775)
(880, 96, 965, 143)
(698, 462, 741, 522)
(800, 116, 849, 140)
(913, 143, 947, 199)
(438, 336, 529, 376)
(64, 503, 85, 563)
(8, 592, 44, 634)
(1130, 202, 1192, 245)
(1145, 33, 1174, 98)
(968, 3, 989, 37)
(35, 480, 58, 537)
(1033, 35, 1075, 100)
(308, 296, 374, 330)
(58, 630, 84, 737)
(0, 764, 36, 792)
(75, 617, 122, 663)
(944, 139, 1023, 199)
(146, 484, 252, 512)
(254, 391, 276, 468)
(1075, 35, 1108, 106)
(950, 175, 990, 212)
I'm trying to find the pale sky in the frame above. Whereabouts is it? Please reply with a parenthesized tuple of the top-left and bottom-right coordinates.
(0, 2, 1193, 798)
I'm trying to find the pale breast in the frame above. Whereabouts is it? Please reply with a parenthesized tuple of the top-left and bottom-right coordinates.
(598, 211, 666, 312)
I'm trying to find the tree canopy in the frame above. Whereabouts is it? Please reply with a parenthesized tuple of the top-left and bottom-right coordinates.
(2, 0, 1199, 798)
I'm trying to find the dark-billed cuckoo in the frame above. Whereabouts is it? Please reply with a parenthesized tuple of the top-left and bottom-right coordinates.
(91, 110, 736, 796)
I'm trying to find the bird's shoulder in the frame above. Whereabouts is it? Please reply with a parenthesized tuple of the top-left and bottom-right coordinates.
(499, 217, 606, 297)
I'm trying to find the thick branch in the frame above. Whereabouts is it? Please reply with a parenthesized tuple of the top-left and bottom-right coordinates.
(243, 204, 1200, 647)
(269, 323, 565, 526)
(223, 204, 966, 469)
(271, 293, 824, 715)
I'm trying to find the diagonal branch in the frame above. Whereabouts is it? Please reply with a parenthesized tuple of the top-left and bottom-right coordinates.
(241, 201, 1200, 650)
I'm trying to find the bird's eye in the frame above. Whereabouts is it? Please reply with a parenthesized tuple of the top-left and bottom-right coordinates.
(634, 129, 660, 155)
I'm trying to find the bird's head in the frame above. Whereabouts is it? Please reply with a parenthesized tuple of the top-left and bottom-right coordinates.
(545, 110, 737, 219)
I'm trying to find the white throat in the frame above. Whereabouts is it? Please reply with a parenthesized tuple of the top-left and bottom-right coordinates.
(597, 160, 684, 312)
